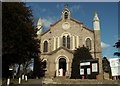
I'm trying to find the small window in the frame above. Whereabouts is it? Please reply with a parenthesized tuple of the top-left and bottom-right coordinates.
(64, 12, 68, 19)
(43, 41, 48, 52)
(86, 38, 91, 50)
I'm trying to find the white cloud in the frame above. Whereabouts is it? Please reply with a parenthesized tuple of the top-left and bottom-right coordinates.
(70, 5, 80, 12)
(101, 42, 110, 49)
(42, 16, 58, 28)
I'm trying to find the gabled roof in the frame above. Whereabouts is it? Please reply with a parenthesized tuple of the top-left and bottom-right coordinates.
(41, 46, 74, 55)
(70, 17, 83, 24)
(70, 17, 94, 33)
(50, 18, 62, 27)
(82, 25, 94, 33)
(41, 29, 50, 36)
(41, 17, 94, 36)
(41, 18, 62, 36)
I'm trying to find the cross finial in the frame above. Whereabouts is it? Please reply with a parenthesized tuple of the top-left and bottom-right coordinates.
(64, 3, 68, 8)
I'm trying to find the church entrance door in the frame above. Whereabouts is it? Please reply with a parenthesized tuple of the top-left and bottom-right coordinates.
(59, 58, 66, 76)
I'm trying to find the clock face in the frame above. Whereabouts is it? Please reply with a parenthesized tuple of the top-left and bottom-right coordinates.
(62, 22, 70, 30)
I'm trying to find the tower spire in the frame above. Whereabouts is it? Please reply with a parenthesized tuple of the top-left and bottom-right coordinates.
(93, 11, 99, 21)
(37, 17, 42, 36)
(93, 11, 100, 30)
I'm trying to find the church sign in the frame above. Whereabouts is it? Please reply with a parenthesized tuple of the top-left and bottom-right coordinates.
(87, 68, 91, 75)
(80, 60, 99, 76)
(80, 62, 90, 66)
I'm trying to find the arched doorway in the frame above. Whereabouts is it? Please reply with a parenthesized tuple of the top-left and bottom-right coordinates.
(59, 58, 66, 76)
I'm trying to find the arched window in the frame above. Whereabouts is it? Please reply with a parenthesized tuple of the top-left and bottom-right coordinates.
(62, 35, 70, 49)
(67, 35, 70, 49)
(86, 38, 91, 50)
(63, 36, 66, 47)
(43, 41, 48, 52)
(64, 12, 68, 19)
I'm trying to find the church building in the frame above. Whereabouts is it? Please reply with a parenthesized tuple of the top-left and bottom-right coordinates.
(37, 5, 103, 79)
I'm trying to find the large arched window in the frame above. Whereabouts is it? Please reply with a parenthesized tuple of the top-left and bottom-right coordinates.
(86, 38, 91, 50)
(43, 41, 48, 52)
(63, 36, 66, 47)
(64, 12, 68, 19)
(67, 35, 70, 49)
(62, 35, 70, 49)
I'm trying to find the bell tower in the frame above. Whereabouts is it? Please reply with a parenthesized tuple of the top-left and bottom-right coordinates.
(93, 12, 103, 80)
(62, 4, 71, 20)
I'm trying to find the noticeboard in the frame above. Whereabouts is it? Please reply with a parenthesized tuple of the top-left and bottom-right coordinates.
(87, 68, 91, 75)
(92, 63, 98, 72)
(80, 69, 84, 75)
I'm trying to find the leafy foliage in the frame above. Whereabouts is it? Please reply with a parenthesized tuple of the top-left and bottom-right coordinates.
(71, 46, 93, 79)
(114, 40, 120, 57)
(102, 57, 111, 73)
(2, 2, 40, 78)
(33, 58, 46, 78)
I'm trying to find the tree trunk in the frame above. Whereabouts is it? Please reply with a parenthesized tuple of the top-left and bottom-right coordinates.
(16, 63, 21, 77)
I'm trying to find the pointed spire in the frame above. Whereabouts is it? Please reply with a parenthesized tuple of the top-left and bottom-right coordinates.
(37, 17, 42, 35)
(93, 11, 100, 30)
(37, 17, 42, 27)
(93, 11, 99, 21)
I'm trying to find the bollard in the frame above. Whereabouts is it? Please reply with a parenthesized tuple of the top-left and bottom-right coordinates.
(22, 74, 24, 80)
(96, 75, 98, 80)
(82, 76, 84, 80)
(25, 75, 27, 81)
(7, 78, 10, 85)
(18, 77, 21, 84)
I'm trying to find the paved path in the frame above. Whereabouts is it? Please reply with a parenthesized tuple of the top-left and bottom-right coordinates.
(2, 78, 120, 86)
(21, 79, 43, 84)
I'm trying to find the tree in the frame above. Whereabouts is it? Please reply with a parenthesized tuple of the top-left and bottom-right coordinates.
(2, 2, 40, 78)
(102, 57, 111, 79)
(71, 46, 93, 79)
(114, 40, 120, 57)
(33, 58, 46, 78)
(102, 57, 111, 73)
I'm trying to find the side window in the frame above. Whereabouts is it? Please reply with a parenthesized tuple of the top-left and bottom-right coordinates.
(86, 38, 91, 50)
(43, 41, 48, 52)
